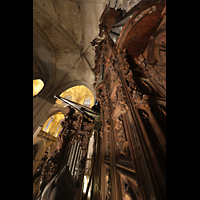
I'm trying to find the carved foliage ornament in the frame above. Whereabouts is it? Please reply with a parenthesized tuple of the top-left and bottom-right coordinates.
(115, 115, 125, 154)
(114, 48, 150, 112)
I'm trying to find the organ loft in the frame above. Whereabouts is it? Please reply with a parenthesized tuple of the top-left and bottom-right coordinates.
(33, 0, 166, 200)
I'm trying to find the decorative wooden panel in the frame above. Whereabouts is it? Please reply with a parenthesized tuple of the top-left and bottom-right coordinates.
(92, 3, 166, 200)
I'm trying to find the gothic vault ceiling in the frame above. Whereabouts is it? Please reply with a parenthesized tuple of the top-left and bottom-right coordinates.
(33, 0, 109, 100)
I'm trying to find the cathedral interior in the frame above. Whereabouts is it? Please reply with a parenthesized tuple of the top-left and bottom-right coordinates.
(33, 0, 166, 199)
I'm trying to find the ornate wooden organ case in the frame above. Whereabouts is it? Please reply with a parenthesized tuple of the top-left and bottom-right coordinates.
(93, 3, 166, 200)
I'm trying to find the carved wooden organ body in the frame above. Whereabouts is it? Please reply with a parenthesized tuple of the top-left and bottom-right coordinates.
(93, 3, 166, 200)
(33, 107, 95, 199)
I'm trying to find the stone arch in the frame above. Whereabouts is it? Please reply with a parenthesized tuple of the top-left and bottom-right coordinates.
(33, 54, 49, 85)
(41, 111, 65, 138)
(54, 80, 96, 104)
(33, 20, 57, 100)
(42, 110, 65, 126)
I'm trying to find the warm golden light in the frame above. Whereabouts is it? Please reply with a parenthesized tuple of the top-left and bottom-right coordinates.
(42, 112, 65, 137)
(83, 175, 89, 193)
(56, 85, 94, 108)
(33, 79, 44, 97)
(124, 193, 132, 200)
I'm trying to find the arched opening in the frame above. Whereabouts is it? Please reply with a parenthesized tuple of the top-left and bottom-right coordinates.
(56, 85, 94, 108)
(42, 112, 65, 137)
(33, 79, 44, 97)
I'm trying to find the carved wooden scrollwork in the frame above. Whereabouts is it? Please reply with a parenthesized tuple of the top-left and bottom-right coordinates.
(115, 116, 126, 154)
(92, 4, 166, 200)
(132, 90, 150, 111)
(105, 168, 112, 200)
(104, 109, 111, 156)
(114, 48, 150, 112)
(36, 108, 94, 196)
